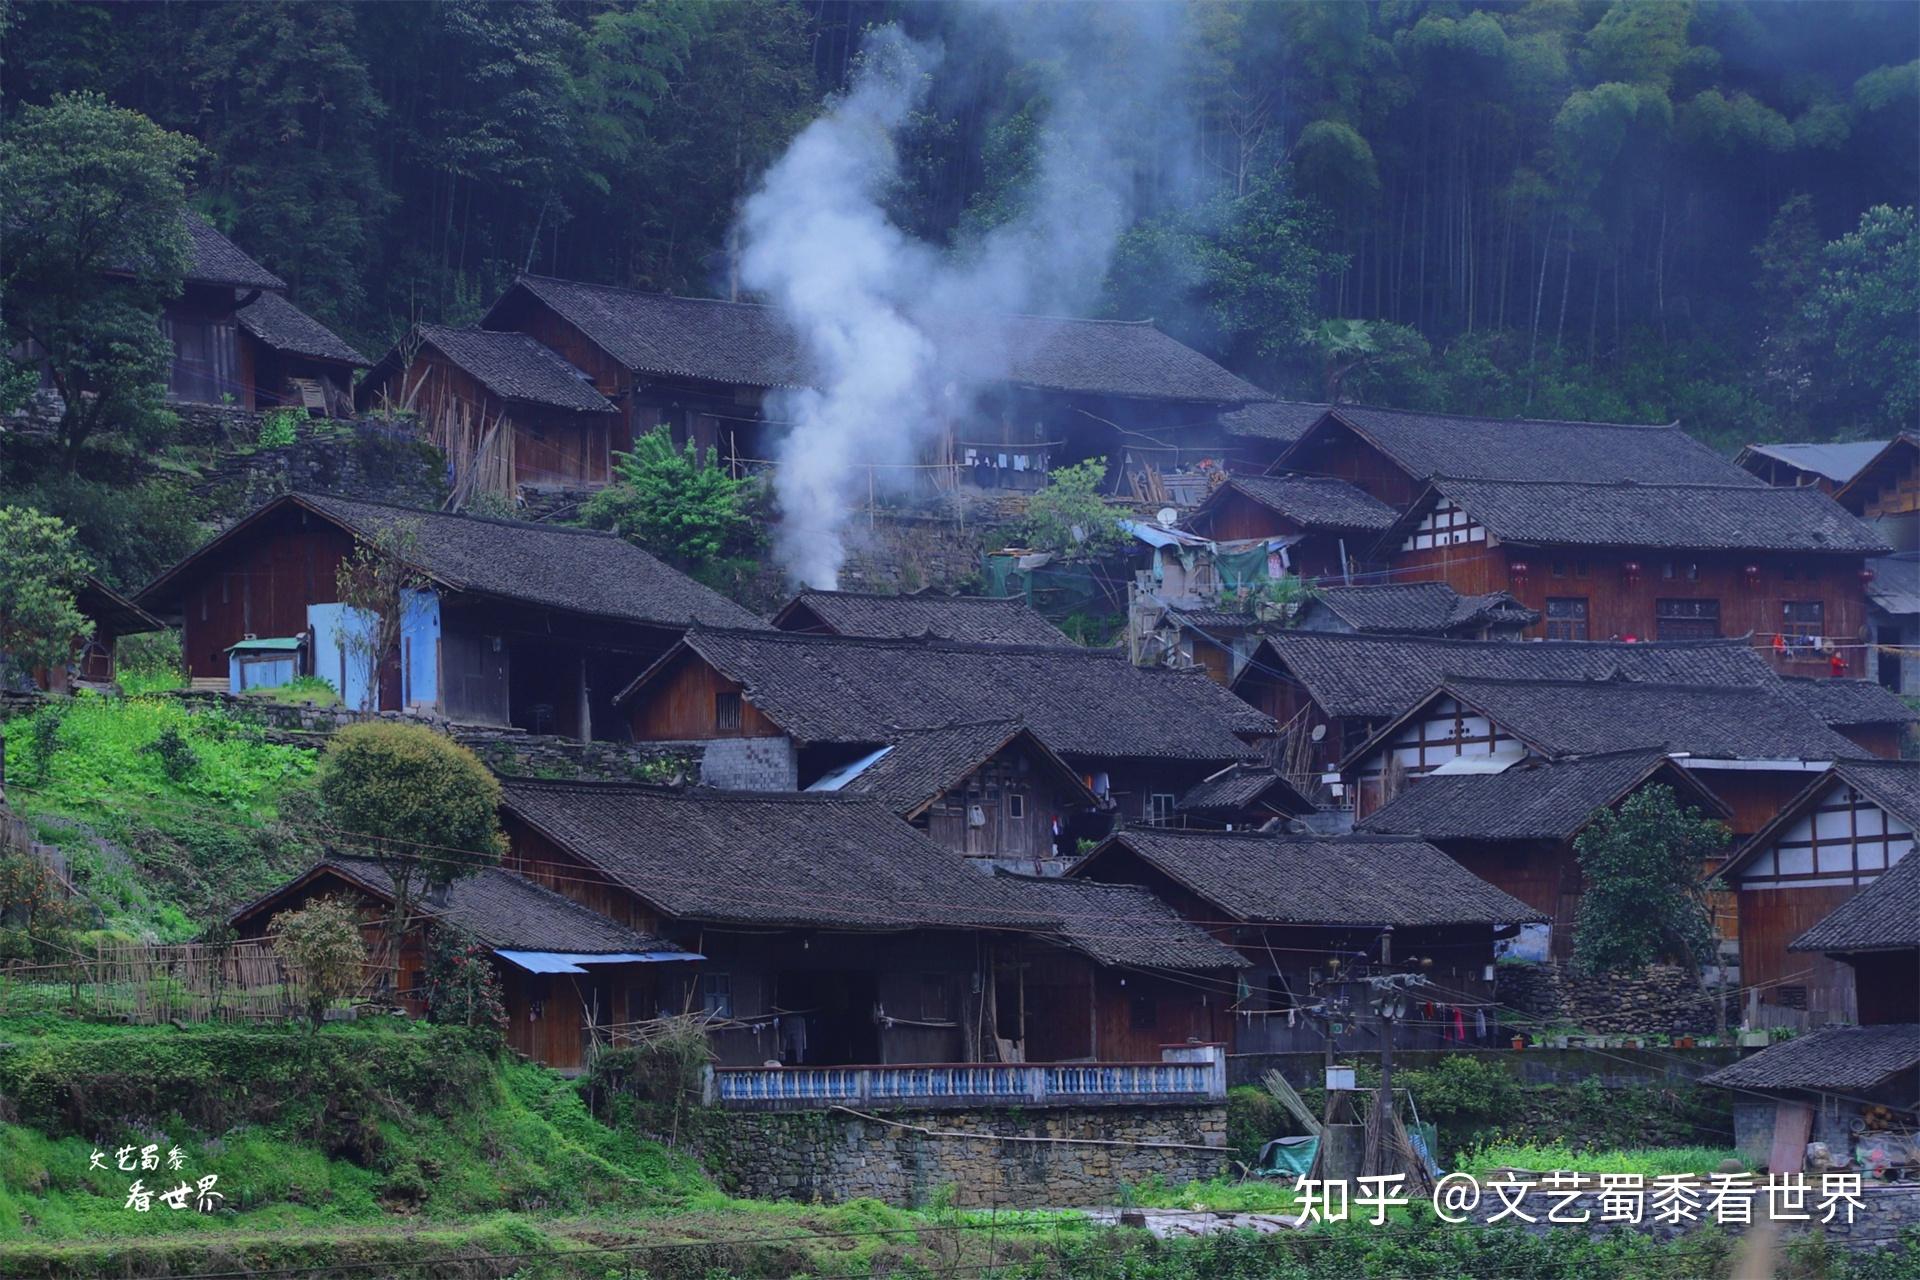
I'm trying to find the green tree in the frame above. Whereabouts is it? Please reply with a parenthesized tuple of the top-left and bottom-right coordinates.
(579, 427, 759, 567)
(269, 896, 370, 1031)
(314, 722, 503, 984)
(1573, 785, 1727, 980)
(0, 93, 200, 462)
(1019, 458, 1129, 559)
(1804, 204, 1920, 435)
(0, 847, 91, 965)
(0, 506, 92, 687)
(424, 924, 507, 1033)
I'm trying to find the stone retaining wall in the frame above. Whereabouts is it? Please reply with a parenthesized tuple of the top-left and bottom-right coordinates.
(700, 1103, 1229, 1208)
(195, 416, 446, 516)
(1497, 961, 1724, 1036)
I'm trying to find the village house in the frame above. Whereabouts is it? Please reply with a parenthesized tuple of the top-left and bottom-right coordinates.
(356, 324, 622, 501)
(1178, 475, 1400, 581)
(228, 856, 695, 1072)
(1717, 760, 1918, 1030)
(1833, 434, 1919, 695)
(135, 491, 762, 737)
(1373, 475, 1888, 672)
(1288, 582, 1537, 641)
(1776, 675, 1919, 758)
(476, 274, 1273, 499)
(771, 589, 1070, 645)
(7, 577, 162, 694)
(495, 778, 1244, 1080)
(614, 626, 1277, 835)
(1737, 441, 1890, 496)
(1229, 630, 1783, 788)
(130, 214, 367, 414)
(1356, 749, 1732, 961)
(1172, 762, 1316, 831)
(1069, 827, 1543, 1056)
(1214, 399, 1330, 473)
(1705, 845, 1919, 1173)
(1336, 673, 1863, 835)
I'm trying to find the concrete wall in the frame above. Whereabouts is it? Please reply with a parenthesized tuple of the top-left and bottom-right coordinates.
(702, 1103, 1228, 1208)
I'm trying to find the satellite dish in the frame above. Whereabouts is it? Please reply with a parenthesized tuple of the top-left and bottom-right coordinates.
(1310, 724, 1327, 742)
(1156, 507, 1178, 527)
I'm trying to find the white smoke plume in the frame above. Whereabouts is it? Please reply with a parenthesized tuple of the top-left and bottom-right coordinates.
(737, 7, 1192, 588)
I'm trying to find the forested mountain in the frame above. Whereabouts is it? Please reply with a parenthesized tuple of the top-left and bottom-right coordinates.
(4, 0, 1916, 445)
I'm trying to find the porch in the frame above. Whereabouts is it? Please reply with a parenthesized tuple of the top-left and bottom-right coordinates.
(706, 1045, 1227, 1111)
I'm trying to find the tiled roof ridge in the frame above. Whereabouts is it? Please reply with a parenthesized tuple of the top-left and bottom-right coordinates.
(687, 624, 1120, 660)
(1430, 473, 1852, 492)
(1336, 404, 1680, 431)
(1268, 629, 1760, 654)
(1438, 673, 1788, 694)
(517, 273, 1172, 330)
(501, 774, 901, 808)
(291, 491, 623, 542)
(1119, 826, 1431, 844)
(795, 588, 1034, 605)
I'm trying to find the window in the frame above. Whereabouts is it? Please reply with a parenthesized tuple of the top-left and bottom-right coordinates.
(714, 691, 742, 732)
(1656, 599, 1721, 641)
(1147, 793, 1178, 826)
(1574, 559, 1590, 578)
(1550, 559, 1567, 578)
(1781, 601, 1824, 654)
(1007, 793, 1025, 820)
(700, 973, 732, 1018)
(1544, 597, 1589, 641)
(1130, 992, 1158, 1031)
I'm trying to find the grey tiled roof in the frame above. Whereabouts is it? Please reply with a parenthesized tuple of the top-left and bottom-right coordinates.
(140, 493, 764, 631)
(1790, 841, 1920, 955)
(1423, 675, 1862, 762)
(1219, 400, 1329, 443)
(413, 324, 615, 412)
(1384, 476, 1890, 555)
(1293, 404, 1760, 486)
(1702, 1024, 1920, 1092)
(1177, 763, 1314, 818)
(1303, 582, 1538, 635)
(498, 779, 1042, 930)
(625, 628, 1273, 762)
(774, 590, 1070, 644)
(994, 873, 1249, 971)
(1247, 630, 1777, 720)
(181, 213, 286, 290)
(1080, 828, 1545, 927)
(1779, 676, 1920, 728)
(245, 857, 669, 954)
(498, 275, 1268, 404)
(1210, 475, 1399, 532)
(825, 720, 1090, 816)
(236, 291, 369, 365)
(1356, 750, 1716, 842)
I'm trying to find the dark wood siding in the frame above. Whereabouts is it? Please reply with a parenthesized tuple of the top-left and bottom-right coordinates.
(627, 654, 785, 741)
(178, 511, 355, 679)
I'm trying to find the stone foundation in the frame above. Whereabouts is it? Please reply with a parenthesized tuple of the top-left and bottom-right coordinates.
(1497, 961, 1725, 1036)
(700, 1103, 1228, 1208)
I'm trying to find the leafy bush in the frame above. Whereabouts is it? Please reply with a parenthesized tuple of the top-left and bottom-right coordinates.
(116, 629, 184, 695)
(1018, 457, 1129, 558)
(580, 427, 761, 568)
(1226, 1085, 1289, 1166)
(0, 848, 91, 963)
(255, 407, 301, 448)
(1459, 1142, 1752, 1178)
(424, 924, 506, 1034)
(143, 724, 196, 782)
(0, 505, 92, 682)
(270, 896, 370, 1029)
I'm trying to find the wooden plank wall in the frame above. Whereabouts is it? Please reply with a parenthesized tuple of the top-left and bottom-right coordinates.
(179, 513, 355, 678)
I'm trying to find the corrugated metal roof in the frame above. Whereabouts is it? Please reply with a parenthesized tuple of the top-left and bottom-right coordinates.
(1741, 441, 1890, 485)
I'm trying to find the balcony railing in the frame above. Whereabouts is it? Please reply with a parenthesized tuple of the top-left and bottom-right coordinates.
(708, 1046, 1226, 1110)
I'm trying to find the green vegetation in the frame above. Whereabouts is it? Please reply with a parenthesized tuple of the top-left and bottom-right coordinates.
(243, 675, 340, 707)
(267, 897, 369, 1030)
(0, 506, 91, 685)
(1, 695, 318, 938)
(1127, 1175, 1300, 1215)
(1019, 459, 1130, 559)
(1459, 1143, 1752, 1179)
(580, 427, 765, 587)
(1574, 785, 1729, 978)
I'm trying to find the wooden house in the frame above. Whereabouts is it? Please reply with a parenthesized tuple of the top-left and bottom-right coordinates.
(135, 492, 762, 738)
(479, 274, 1271, 495)
(228, 856, 694, 1072)
(1775, 676, 1919, 759)
(1718, 760, 1918, 1029)
(115, 214, 365, 414)
(1373, 475, 1888, 673)
(1271, 404, 1763, 510)
(772, 590, 1070, 645)
(1834, 434, 1919, 695)
(1215, 400, 1329, 475)
(1180, 475, 1400, 581)
(11, 577, 162, 693)
(496, 779, 1241, 1068)
(356, 324, 621, 500)
(1070, 828, 1543, 1055)
(613, 626, 1276, 832)
(1357, 749, 1731, 961)
(1229, 630, 1780, 784)
(804, 719, 1099, 872)
(1336, 674, 1862, 834)
(1737, 441, 1889, 496)
(1174, 763, 1316, 830)
(1706, 852, 1919, 1171)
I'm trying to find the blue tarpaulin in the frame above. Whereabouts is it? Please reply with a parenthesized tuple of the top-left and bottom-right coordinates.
(494, 950, 703, 974)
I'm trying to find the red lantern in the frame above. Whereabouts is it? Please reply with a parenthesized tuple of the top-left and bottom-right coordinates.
(1510, 561, 1529, 582)
(1744, 564, 1761, 587)
(1860, 568, 1877, 585)
(1623, 560, 1642, 585)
